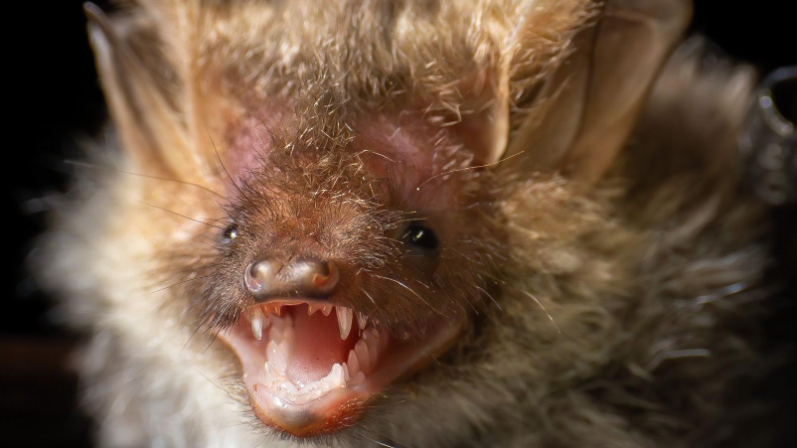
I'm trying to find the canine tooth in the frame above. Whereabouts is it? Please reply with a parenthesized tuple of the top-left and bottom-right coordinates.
(326, 363, 346, 388)
(322, 364, 337, 382)
(251, 309, 264, 340)
(322, 304, 333, 316)
(336, 307, 353, 340)
(335, 363, 346, 387)
(354, 340, 371, 373)
(347, 349, 361, 377)
(357, 312, 368, 329)
(343, 362, 351, 381)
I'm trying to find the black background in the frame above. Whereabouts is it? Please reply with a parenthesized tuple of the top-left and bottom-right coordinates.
(3, 1, 796, 447)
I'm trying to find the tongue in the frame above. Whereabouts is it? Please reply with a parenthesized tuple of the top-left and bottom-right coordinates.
(286, 307, 356, 385)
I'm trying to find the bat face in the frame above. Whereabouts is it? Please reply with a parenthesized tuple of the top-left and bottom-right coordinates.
(174, 106, 503, 435)
(38, 1, 779, 446)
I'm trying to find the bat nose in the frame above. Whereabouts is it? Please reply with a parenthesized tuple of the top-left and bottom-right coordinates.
(244, 258, 340, 302)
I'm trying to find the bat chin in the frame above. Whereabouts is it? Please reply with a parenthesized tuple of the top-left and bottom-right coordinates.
(217, 301, 461, 437)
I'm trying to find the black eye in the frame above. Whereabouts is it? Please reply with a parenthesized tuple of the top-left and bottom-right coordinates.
(402, 223, 439, 251)
(221, 224, 238, 245)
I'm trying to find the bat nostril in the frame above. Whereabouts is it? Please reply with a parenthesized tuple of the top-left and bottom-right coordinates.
(309, 260, 340, 294)
(245, 259, 282, 296)
(245, 258, 340, 301)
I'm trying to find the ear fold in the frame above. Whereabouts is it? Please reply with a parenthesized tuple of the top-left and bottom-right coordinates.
(85, 3, 229, 182)
(487, 0, 691, 184)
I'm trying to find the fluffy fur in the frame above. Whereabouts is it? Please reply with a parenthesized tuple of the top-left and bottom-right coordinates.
(34, 1, 780, 447)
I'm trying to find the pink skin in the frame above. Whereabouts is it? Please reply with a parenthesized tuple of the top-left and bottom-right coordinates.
(225, 108, 462, 213)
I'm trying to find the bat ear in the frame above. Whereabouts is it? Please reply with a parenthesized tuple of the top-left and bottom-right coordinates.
(491, 0, 691, 184)
(448, 70, 511, 167)
(85, 3, 227, 181)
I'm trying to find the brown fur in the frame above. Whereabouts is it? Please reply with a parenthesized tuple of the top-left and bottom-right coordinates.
(34, 1, 780, 447)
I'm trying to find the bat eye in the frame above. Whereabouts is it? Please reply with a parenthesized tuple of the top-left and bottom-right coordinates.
(402, 223, 439, 252)
(221, 224, 238, 245)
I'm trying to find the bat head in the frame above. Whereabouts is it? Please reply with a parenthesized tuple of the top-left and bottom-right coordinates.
(63, 0, 690, 442)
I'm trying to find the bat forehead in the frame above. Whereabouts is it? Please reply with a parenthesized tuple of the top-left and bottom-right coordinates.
(225, 106, 467, 212)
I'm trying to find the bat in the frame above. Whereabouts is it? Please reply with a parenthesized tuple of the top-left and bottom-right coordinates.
(34, 0, 783, 446)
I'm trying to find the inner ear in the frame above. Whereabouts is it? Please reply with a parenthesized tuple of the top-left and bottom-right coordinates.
(85, 3, 241, 185)
(86, 4, 191, 178)
(504, 0, 692, 185)
(448, 0, 691, 182)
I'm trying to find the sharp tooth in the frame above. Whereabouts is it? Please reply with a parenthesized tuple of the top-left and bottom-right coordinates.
(336, 306, 353, 340)
(308, 303, 323, 316)
(347, 349, 361, 377)
(357, 312, 368, 329)
(273, 304, 282, 317)
(354, 340, 371, 373)
(343, 362, 351, 381)
(251, 309, 264, 340)
(322, 304, 333, 316)
(326, 363, 346, 388)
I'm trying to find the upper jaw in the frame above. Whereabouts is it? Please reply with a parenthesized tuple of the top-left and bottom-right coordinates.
(247, 298, 368, 341)
(216, 298, 463, 436)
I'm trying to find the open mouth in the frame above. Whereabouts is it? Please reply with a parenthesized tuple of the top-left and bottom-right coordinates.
(218, 300, 461, 436)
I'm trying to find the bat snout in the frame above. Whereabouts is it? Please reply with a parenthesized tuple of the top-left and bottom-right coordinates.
(245, 258, 340, 301)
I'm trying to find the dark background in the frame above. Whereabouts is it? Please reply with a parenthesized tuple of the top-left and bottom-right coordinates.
(3, 1, 796, 447)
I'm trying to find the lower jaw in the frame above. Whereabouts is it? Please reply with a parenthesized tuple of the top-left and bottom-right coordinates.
(249, 385, 370, 436)
(218, 305, 462, 437)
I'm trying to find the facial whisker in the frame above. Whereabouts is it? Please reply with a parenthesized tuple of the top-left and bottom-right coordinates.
(521, 291, 561, 335)
(360, 287, 378, 305)
(193, 367, 241, 404)
(475, 285, 502, 311)
(354, 430, 403, 448)
(65, 160, 226, 198)
(146, 274, 214, 296)
(139, 201, 225, 230)
(205, 127, 246, 197)
(371, 274, 444, 316)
